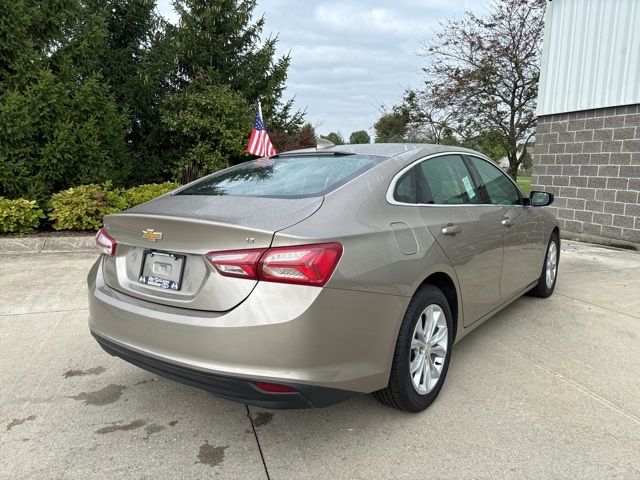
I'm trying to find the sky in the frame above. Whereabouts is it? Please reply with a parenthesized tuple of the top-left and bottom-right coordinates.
(156, 0, 487, 138)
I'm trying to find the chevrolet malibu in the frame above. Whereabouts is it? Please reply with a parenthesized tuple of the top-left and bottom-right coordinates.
(88, 143, 559, 412)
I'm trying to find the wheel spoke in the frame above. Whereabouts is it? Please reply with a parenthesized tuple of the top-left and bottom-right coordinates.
(431, 344, 447, 358)
(426, 309, 438, 341)
(429, 357, 440, 380)
(417, 312, 427, 339)
(410, 354, 424, 374)
(421, 357, 430, 391)
(429, 327, 447, 347)
(412, 338, 426, 350)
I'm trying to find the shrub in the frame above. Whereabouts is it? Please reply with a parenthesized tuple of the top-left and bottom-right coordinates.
(0, 197, 45, 233)
(0, 70, 130, 200)
(49, 183, 128, 231)
(124, 182, 179, 208)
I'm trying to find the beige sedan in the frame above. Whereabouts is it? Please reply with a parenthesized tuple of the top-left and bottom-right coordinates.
(88, 143, 559, 412)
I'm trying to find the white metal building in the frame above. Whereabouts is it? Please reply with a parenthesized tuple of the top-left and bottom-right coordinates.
(532, 0, 640, 247)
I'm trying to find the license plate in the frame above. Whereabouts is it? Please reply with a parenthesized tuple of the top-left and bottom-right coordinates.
(138, 250, 186, 291)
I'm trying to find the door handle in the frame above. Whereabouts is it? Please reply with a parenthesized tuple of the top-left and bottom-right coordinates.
(441, 224, 460, 236)
(501, 218, 514, 227)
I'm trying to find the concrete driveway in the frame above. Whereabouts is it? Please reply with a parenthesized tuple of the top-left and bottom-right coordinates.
(1, 238, 639, 479)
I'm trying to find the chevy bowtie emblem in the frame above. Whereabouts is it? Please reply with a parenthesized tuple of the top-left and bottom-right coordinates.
(142, 229, 163, 241)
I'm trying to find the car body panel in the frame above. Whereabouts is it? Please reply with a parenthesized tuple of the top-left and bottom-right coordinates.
(500, 205, 548, 300)
(88, 258, 409, 393)
(420, 204, 504, 327)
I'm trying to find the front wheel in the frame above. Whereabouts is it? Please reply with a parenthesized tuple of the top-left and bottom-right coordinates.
(529, 233, 559, 298)
(373, 284, 453, 412)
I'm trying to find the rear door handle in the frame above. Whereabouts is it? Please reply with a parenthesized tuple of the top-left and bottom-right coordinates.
(501, 218, 514, 227)
(441, 224, 460, 236)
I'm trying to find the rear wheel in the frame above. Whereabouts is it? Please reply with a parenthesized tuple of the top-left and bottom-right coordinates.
(529, 233, 559, 298)
(373, 284, 453, 412)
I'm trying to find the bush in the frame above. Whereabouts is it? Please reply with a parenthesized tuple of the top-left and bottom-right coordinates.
(0, 197, 45, 233)
(0, 70, 130, 200)
(124, 182, 179, 208)
(49, 183, 128, 231)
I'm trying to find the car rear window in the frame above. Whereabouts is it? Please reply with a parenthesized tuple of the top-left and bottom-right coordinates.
(177, 154, 384, 198)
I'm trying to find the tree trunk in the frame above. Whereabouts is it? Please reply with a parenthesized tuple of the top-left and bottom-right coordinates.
(507, 156, 519, 180)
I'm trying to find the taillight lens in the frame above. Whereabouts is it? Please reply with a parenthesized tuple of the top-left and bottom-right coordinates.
(96, 227, 116, 256)
(205, 249, 267, 280)
(204, 243, 343, 287)
(259, 243, 343, 286)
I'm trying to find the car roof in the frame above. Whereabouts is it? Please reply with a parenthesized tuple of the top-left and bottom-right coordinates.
(281, 143, 484, 159)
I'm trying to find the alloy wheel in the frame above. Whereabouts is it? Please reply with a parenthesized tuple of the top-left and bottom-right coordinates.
(409, 304, 448, 395)
(545, 241, 558, 289)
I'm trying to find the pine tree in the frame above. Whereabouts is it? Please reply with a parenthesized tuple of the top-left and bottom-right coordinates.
(163, 0, 303, 180)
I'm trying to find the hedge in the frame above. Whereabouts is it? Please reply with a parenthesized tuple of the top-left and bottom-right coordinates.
(0, 197, 46, 233)
(0, 182, 181, 234)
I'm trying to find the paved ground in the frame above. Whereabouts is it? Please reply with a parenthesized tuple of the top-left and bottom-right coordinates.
(1, 239, 639, 479)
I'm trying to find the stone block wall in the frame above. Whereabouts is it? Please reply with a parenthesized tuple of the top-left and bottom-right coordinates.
(532, 104, 640, 245)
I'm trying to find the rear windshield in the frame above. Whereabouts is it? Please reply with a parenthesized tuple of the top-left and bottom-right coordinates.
(177, 154, 384, 198)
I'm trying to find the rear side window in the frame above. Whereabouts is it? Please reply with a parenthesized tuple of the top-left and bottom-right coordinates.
(418, 155, 480, 205)
(393, 169, 417, 203)
(178, 154, 384, 198)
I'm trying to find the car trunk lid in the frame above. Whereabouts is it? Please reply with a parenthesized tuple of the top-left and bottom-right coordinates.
(101, 195, 323, 311)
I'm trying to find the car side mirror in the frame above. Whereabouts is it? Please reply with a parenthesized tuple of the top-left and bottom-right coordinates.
(529, 190, 554, 207)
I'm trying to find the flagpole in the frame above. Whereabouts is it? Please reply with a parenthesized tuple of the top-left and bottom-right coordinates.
(257, 99, 263, 122)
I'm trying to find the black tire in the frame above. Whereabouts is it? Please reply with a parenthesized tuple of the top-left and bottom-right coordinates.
(529, 232, 560, 298)
(373, 284, 453, 413)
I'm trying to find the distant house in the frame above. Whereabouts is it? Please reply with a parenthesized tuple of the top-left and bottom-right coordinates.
(498, 157, 528, 171)
(497, 145, 529, 171)
(532, 0, 640, 246)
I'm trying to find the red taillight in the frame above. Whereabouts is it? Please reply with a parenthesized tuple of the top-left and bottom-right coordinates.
(96, 227, 116, 256)
(259, 243, 343, 286)
(253, 381, 296, 393)
(204, 242, 343, 287)
(205, 248, 267, 280)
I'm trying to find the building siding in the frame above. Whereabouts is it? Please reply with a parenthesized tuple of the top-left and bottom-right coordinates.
(532, 104, 640, 245)
(537, 0, 640, 116)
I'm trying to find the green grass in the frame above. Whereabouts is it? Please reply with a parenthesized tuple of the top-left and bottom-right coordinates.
(517, 175, 531, 195)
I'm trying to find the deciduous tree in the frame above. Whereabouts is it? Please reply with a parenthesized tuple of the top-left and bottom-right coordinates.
(270, 123, 316, 152)
(349, 130, 371, 144)
(419, 0, 545, 179)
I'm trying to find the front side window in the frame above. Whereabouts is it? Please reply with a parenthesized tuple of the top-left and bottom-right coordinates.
(418, 155, 480, 205)
(469, 157, 521, 205)
(178, 154, 384, 198)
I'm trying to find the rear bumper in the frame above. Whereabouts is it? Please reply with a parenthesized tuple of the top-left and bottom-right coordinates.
(87, 257, 409, 404)
(93, 332, 359, 408)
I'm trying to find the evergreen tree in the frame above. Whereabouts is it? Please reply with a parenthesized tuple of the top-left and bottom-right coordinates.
(0, 0, 303, 196)
(85, 0, 173, 184)
(0, 0, 129, 199)
(323, 132, 345, 145)
(164, 0, 303, 180)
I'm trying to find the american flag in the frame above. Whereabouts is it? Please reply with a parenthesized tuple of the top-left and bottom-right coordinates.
(246, 105, 277, 157)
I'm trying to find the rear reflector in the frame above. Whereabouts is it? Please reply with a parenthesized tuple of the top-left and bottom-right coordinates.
(253, 382, 296, 393)
(205, 243, 343, 287)
(96, 227, 116, 256)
